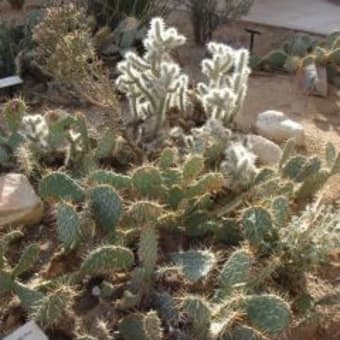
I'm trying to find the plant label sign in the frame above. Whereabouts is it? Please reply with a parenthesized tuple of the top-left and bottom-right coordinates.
(4, 321, 48, 340)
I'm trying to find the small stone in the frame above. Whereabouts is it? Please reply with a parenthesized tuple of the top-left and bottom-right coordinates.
(248, 134, 282, 165)
(0, 174, 44, 227)
(255, 110, 305, 146)
(4, 321, 48, 340)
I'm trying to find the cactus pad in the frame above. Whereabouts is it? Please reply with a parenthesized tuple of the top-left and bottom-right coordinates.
(132, 166, 163, 198)
(39, 172, 85, 202)
(272, 196, 290, 228)
(242, 207, 274, 245)
(56, 203, 82, 250)
(171, 249, 216, 282)
(12, 243, 40, 277)
(81, 246, 134, 275)
(245, 294, 291, 335)
(88, 185, 122, 233)
(89, 170, 131, 190)
(219, 248, 252, 289)
(183, 155, 204, 183)
(95, 129, 115, 159)
(118, 311, 163, 340)
(138, 226, 158, 277)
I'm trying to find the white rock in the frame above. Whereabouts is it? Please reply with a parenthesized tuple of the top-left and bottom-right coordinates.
(4, 321, 48, 340)
(0, 174, 43, 227)
(248, 134, 282, 165)
(255, 110, 305, 146)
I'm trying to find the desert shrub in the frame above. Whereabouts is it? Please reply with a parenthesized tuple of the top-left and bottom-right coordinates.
(186, 0, 254, 44)
(32, 3, 117, 109)
(87, 0, 175, 28)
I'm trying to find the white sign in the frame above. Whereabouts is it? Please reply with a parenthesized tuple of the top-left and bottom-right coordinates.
(4, 321, 48, 340)
(0, 76, 23, 89)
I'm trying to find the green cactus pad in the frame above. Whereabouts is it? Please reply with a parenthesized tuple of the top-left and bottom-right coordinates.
(166, 185, 185, 208)
(182, 296, 211, 337)
(272, 196, 290, 228)
(281, 156, 307, 180)
(12, 243, 40, 277)
(81, 246, 134, 275)
(138, 226, 158, 277)
(3, 98, 26, 132)
(152, 291, 179, 327)
(187, 173, 225, 198)
(219, 325, 260, 340)
(295, 169, 330, 200)
(56, 203, 82, 250)
(242, 207, 274, 245)
(183, 155, 204, 183)
(295, 156, 321, 182)
(39, 172, 85, 202)
(171, 249, 216, 282)
(132, 166, 163, 198)
(245, 294, 291, 335)
(219, 248, 252, 289)
(14, 281, 44, 312)
(254, 168, 276, 185)
(31, 288, 71, 328)
(159, 147, 176, 170)
(128, 201, 163, 225)
(119, 311, 163, 340)
(88, 185, 122, 233)
(95, 129, 115, 159)
(213, 218, 242, 245)
(88, 170, 131, 190)
(0, 270, 14, 295)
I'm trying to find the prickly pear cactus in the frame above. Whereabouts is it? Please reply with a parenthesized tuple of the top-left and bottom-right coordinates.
(217, 248, 252, 295)
(244, 294, 291, 335)
(3, 98, 26, 133)
(56, 203, 82, 250)
(182, 296, 211, 338)
(88, 170, 131, 191)
(88, 185, 123, 233)
(39, 172, 85, 202)
(242, 207, 274, 246)
(132, 165, 163, 198)
(171, 250, 216, 282)
(119, 311, 163, 340)
(81, 246, 134, 275)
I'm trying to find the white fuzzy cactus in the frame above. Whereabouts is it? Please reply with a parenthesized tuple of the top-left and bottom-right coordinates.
(221, 142, 257, 188)
(21, 114, 49, 148)
(116, 17, 190, 142)
(198, 42, 250, 126)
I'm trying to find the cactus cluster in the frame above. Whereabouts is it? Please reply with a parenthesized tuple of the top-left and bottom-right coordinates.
(1, 16, 339, 340)
(253, 31, 340, 86)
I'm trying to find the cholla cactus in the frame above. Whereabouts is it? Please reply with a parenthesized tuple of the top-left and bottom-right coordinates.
(221, 142, 257, 189)
(21, 114, 49, 149)
(116, 17, 190, 144)
(198, 42, 250, 126)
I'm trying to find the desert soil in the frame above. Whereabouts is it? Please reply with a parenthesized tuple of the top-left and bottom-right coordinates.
(0, 1, 339, 339)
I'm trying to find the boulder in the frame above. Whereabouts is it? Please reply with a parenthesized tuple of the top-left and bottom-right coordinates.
(248, 134, 282, 165)
(255, 110, 305, 146)
(0, 174, 43, 227)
